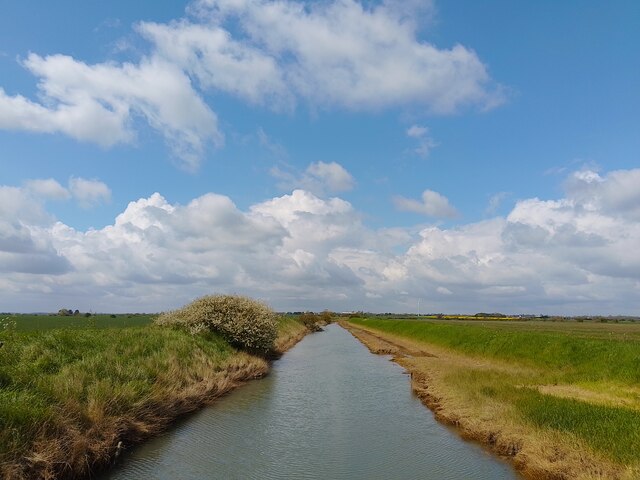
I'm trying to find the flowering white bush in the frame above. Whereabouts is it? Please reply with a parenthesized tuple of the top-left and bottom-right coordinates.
(156, 295, 277, 353)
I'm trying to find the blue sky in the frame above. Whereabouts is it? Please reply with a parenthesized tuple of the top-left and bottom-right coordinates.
(1, 0, 639, 314)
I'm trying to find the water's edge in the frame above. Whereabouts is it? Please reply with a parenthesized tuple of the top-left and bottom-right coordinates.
(106, 324, 517, 480)
(87, 324, 312, 479)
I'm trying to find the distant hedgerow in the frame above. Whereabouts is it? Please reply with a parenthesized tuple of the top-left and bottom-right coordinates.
(155, 295, 277, 353)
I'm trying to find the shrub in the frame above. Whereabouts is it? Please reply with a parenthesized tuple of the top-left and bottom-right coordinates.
(156, 295, 277, 353)
(296, 310, 334, 332)
(319, 310, 334, 324)
(298, 312, 322, 332)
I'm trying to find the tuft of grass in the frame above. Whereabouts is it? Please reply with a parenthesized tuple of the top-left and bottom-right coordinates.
(276, 315, 309, 339)
(273, 314, 329, 353)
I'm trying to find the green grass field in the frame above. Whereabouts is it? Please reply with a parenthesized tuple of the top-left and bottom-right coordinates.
(349, 317, 640, 468)
(1, 313, 156, 331)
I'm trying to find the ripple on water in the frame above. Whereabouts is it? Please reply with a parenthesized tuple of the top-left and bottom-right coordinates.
(105, 324, 518, 480)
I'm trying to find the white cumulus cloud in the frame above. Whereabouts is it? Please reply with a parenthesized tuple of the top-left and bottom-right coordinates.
(24, 178, 70, 200)
(564, 168, 640, 220)
(68, 177, 112, 208)
(271, 161, 355, 195)
(3, 167, 639, 315)
(0, 0, 504, 169)
(138, 21, 292, 109)
(162, 0, 504, 112)
(22, 177, 112, 209)
(406, 124, 438, 157)
(0, 54, 222, 170)
(393, 189, 458, 218)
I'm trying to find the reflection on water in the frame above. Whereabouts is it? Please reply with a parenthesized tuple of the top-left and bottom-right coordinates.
(105, 324, 518, 479)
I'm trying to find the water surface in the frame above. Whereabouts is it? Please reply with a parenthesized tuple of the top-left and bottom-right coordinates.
(106, 324, 517, 479)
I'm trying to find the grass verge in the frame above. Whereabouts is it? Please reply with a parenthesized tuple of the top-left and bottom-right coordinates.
(344, 318, 640, 480)
(0, 315, 311, 479)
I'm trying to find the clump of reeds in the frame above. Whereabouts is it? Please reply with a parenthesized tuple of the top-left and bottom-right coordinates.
(156, 295, 278, 354)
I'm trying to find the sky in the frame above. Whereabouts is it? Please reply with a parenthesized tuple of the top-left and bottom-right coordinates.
(1, 0, 639, 314)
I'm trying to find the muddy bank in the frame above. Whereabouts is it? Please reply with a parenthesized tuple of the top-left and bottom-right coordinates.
(341, 321, 628, 480)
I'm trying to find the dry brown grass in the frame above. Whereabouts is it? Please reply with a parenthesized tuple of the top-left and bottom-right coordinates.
(3, 353, 269, 480)
(536, 384, 640, 411)
(342, 321, 638, 480)
(273, 313, 332, 354)
(273, 320, 311, 355)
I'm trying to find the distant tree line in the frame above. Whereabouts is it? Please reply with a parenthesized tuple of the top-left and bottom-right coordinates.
(58, 309, 91, 317)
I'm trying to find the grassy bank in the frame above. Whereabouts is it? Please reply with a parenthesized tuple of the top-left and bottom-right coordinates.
(0, 314, 311, 479)
(273, 315, 314, 354)
(345, 318, 640, 479)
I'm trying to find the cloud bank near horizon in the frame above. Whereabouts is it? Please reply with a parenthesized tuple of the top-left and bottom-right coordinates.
(1, 167, 639, 315)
